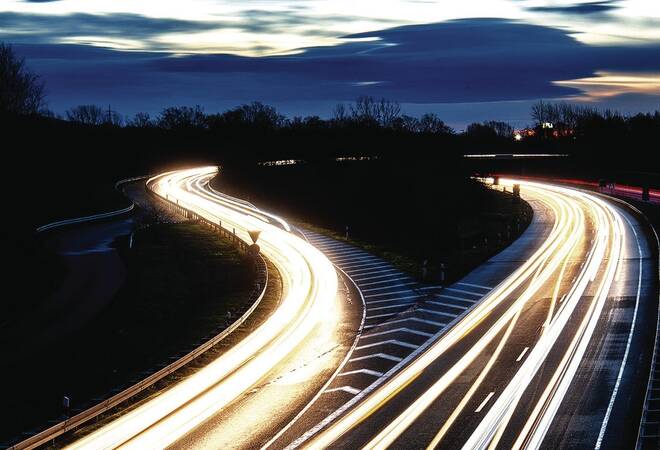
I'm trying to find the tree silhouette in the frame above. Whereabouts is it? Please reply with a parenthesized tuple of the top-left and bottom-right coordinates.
(0, 43, 46, 115)
(66, 104, 106, 126)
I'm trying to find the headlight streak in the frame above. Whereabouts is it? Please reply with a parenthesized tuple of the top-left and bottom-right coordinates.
(360, 184, 587, 450)
(509, 196, 624, 450)
(66, 167, 338, 449)
(305, 180, 586, 449)
(462, 186, 624, 450)
(425, 186, 585, 450)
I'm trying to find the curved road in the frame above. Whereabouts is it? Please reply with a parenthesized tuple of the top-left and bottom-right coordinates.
(295, 178, 656, 450)
(61, 172, 657, 450)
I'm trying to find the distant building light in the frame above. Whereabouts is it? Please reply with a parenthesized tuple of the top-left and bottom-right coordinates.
(514, 133, 523, 141)
(542, 122, 554, 129)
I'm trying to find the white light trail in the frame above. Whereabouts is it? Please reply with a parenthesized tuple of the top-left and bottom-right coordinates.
(66, 166, 338, 449)
(303, 179, 627, 450)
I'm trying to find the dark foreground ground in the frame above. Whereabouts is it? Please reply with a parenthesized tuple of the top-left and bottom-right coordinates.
(215, 159, 532, 284)
(0, 221, 253, 443)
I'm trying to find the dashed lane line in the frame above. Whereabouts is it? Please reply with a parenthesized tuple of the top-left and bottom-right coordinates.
(475, 392, 496, 413)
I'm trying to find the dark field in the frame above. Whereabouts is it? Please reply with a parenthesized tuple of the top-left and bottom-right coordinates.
(1, 222, 254, 443)
(216, 160, 532, 283)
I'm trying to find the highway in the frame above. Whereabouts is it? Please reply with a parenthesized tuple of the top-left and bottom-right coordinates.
(64, 166, 342, 449)
(289, 178, 655, 450)
(60, 173, 656, 449)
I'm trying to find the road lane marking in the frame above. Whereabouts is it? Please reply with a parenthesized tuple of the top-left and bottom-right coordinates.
(326, 249, 365, 257)
(365, 289, 423, 298)
(361, 328, 433, 339)
(342, 261, 390, 270)
(362, 318, 446, 329)
(365, 312, 399, 320)
(359, 276, 412, 287)
(333, 254, 380, 263)
(355, 273, 408, 282)
(516, 347, 529, 362)
(436, 294, 478, 303)
(443, 287, 484, 296)
(355, 340, 418, 351)
(426, 301, 468, 311)
(367, 303, 415, 312)
(349, 353, 403, 363)
(595, 210, 644, 449)
(362, 282, 416, 292)
(475, 392, 496, 413)
(325, 386, 361, 395)
(367, 295, 425, 305)
(338, 369, 383, 377)
(457, 282, 493, 290)
(417, 308, 457, 318)
(347, 265, 394, 275)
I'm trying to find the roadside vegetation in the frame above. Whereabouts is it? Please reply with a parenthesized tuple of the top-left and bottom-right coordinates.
(1, 221, 255, 443)
(215, 160, 533, 284)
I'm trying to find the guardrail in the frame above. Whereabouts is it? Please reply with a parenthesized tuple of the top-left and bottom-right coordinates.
(9, 179, 269, 450)
(581, 192, 660, 449)
(637, 218, 660, 449)
(35, 176, 146, 233)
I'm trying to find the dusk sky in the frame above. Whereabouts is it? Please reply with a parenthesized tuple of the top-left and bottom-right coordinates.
(2, 0, 660, 128)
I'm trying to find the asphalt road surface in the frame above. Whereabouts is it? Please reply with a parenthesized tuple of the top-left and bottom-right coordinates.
(292, 179, 657, 450)
(57, 172, 658, 450)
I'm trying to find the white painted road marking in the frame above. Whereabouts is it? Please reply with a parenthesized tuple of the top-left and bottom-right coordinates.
(475, 392, 495, 413)
(349, 353, 404, 363)
(355, 339, 418, 351)
(361, 328, 433, 339)
(325, 386, 361, 395)
(338, 369, 384, 378)
(516, 347, 529, 362)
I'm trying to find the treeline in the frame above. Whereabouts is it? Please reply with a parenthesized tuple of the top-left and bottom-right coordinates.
(3, 41, 660, 176)
(59, 98, 458, 137)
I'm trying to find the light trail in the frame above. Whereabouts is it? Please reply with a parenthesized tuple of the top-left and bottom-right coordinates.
(66, 167, 338, 449)
(467, 189, 623, 450)
(303, 179, 627, 450)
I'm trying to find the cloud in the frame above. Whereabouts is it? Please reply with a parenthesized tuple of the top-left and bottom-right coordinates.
(8, 18, 660, 125)
(0, 12, 222, 48)
(0, 9, 396, 53)
(526, 1, 620, 15)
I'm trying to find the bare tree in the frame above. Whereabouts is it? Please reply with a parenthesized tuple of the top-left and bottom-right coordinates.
(66, 104, 106, 125)
(157, 105, 206, 129)
(0, 43, 46, 115)
(350, 96, 401, 127)
(333, 103, 348, 122)
(126, 112, 153, 128)
(376, 98, 401, 127)
(483, 120, 513, 138)
(419, 113, 453, 134)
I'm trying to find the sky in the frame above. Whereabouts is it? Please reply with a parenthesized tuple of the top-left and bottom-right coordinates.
(2, 0, 660, 128)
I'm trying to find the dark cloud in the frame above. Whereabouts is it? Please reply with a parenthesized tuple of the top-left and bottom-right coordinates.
(8, 18, 660, 123)
(0, 12, 221, 47)
(0, 10, 394, 50)
(527, 1, 620, 15)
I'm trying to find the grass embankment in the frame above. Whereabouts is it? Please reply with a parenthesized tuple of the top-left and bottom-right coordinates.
(217, 160, 532, 284)
(1, 221, 255, 443)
